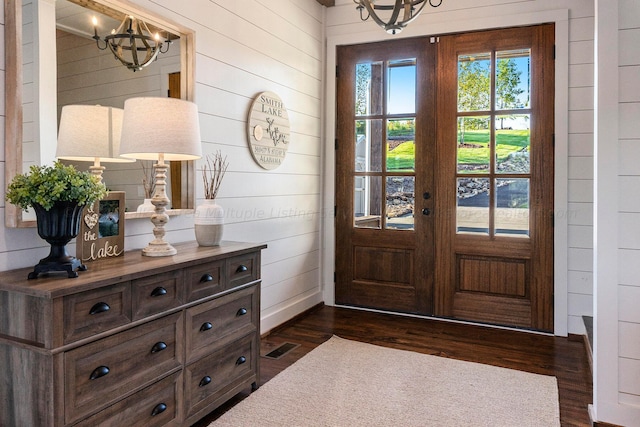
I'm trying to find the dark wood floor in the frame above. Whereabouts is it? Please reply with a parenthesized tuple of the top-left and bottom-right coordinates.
(193, 305, 593, 427)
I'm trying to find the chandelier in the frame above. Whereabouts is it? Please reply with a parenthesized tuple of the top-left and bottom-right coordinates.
(92, 15, 171, 72)
(353, 0, 442, 35)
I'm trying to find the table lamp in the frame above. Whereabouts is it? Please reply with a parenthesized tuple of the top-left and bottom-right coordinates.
(119, 97, 202, 257)
(56, 105, 134, 182)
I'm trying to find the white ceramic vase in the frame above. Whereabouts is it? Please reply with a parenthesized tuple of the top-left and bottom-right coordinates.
(136, 198, 155, 213)
(194, 199, 224, 246)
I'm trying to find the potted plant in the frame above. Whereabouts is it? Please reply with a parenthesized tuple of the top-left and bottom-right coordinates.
(6, 161, 107, 279)
(195, 151, 228, 246)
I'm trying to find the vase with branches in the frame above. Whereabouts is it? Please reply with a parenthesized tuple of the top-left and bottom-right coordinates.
(195, 151, 229, 246)
(137, 161, 156, 213)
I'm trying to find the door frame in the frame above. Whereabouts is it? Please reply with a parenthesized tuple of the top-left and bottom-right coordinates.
(323, 9, 571, 336)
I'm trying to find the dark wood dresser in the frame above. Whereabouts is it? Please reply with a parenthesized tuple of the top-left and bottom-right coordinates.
(0, 241, 266, 426)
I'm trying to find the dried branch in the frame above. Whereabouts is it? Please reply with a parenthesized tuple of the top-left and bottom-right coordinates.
(202, 151, 229, 200)
(141, 161, 155, 199)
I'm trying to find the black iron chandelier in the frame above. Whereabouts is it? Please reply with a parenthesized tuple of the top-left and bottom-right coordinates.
(353, 0, 442, 35)
(92, 15, 171, 72)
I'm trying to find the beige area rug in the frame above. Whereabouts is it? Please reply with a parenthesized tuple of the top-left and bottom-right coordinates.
(211, 336, 560, 427)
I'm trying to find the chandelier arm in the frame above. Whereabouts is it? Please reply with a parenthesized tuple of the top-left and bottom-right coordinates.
(107, 39, 131, 70)
(359, 1, 395, 29)
(397, 0, 429, 26)
(93, 37, 108, 51)
(130, 36, 141, 69)
(387, 0, 404, 25)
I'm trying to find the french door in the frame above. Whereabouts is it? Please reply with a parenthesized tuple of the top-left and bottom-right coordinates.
(335, 25, 555, 331)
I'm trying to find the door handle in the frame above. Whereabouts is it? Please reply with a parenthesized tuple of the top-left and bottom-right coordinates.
(422, 208, 431, 216)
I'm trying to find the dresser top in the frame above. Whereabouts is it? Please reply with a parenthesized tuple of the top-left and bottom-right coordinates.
(0, 241, 266, 298)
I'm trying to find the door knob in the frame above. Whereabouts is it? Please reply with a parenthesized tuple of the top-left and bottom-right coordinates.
(422, 208, 431, 216)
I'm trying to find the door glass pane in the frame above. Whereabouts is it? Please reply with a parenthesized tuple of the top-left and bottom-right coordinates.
(458, 116, 490, 173)
(387, 59, 416, 115)
(386, 176, 414, 230)
(496, 114, 530, 174)
(355, 119, 383, 172)
(458, 53, 491, 112)
(355, 62, 383, 116)
(387, 118, 415, 172)
(495, 178, 529, 237)
(457, 177, 489, 234)
(354, 175, 382, 229)
(496, 49, 531, 111)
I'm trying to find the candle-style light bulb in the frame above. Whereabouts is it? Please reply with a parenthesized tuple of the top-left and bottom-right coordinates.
(92, 16, 98, 38)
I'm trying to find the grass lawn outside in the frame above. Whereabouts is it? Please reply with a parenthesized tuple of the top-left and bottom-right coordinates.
(384, 129, 530, 170)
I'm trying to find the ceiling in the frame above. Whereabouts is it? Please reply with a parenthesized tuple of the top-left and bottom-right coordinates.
(315, 0, 335, 6)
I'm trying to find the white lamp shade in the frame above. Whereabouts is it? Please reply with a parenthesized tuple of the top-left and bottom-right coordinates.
(56, 105, 133, 163)
(119, 97, 203, 161)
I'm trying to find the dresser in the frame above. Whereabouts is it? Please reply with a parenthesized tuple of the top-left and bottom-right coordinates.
(0, 241, 266, 427)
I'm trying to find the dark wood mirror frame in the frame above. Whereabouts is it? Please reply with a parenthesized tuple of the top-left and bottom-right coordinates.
(4, 0, 197, 228)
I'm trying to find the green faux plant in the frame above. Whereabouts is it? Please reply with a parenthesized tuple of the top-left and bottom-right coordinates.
(5, 161, 107, 211)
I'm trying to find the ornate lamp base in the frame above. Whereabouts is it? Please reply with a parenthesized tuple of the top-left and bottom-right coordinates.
(142, 240, 177, 257)
(142, 156, 176, 257)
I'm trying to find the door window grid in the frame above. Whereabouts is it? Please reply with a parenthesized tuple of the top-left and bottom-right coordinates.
(456, 49, 532, 238)
(354, 59, 417, 231)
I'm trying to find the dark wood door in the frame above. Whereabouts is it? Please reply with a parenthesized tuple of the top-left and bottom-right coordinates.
(335, 25, 555, 332)
(435, 25, 555, 332)
(168, 71, 185, 209)
(335, 38, 436, 314)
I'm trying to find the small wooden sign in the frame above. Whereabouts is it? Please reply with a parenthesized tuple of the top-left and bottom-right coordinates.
(77, 191, 125, 262)
(247, 91, 291, 170)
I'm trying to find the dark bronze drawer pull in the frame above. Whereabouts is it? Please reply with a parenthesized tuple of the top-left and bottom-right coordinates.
(236, 307, 248, 317)
(199, 376, 212, 387)
(89, 365, 110, 380)
(151, 403, 167, 416)
(200, 274, 214, 283)
(89, 302, 110, 315)
(236, 356, 247, 365)
(151, 342, 167, 353)
(200, 322, 213, 332)
(150, 287, 167, 297)
(236, 265, 248, 273)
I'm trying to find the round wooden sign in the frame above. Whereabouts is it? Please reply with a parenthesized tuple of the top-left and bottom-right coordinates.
(247, 91, 290, 170)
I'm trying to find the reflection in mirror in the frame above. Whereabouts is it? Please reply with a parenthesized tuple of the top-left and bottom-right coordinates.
(56, 0, 180, 213)
(5, 0, 195, 227)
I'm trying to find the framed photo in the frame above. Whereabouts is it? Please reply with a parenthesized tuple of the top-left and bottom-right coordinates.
(77, 191, 125, 262)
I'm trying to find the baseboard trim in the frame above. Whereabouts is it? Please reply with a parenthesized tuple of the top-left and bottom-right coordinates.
(593, 421, 625, 427)
(261, 302, 325, 339)
(260, 291, 324, 336)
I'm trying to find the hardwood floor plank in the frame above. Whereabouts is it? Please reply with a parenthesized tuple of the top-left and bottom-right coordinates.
(192, 306, 592, 426)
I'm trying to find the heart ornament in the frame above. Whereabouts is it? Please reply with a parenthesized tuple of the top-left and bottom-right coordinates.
(84, 212, 99, 229)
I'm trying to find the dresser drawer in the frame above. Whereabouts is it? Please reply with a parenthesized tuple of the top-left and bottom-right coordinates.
(227, 252, 259, 289)
(185, 284, 258, 363)
(132, 270, 184, 321)
(64, 312, 183, 425)
(73, 372, 181, 427)
(184, 260, 224, 302)
(63, 283, 132, 344)
(184, 334, 257, 419)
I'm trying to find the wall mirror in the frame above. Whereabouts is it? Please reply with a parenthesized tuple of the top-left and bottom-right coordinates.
(4, 0, 196, 228)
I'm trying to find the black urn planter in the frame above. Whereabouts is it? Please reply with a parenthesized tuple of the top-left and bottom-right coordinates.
(28, 201, 87, 279)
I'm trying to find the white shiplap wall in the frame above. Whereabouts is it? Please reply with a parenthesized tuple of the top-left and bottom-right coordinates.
(0, 0, 325, 334)
(595, 0, 640, 423)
